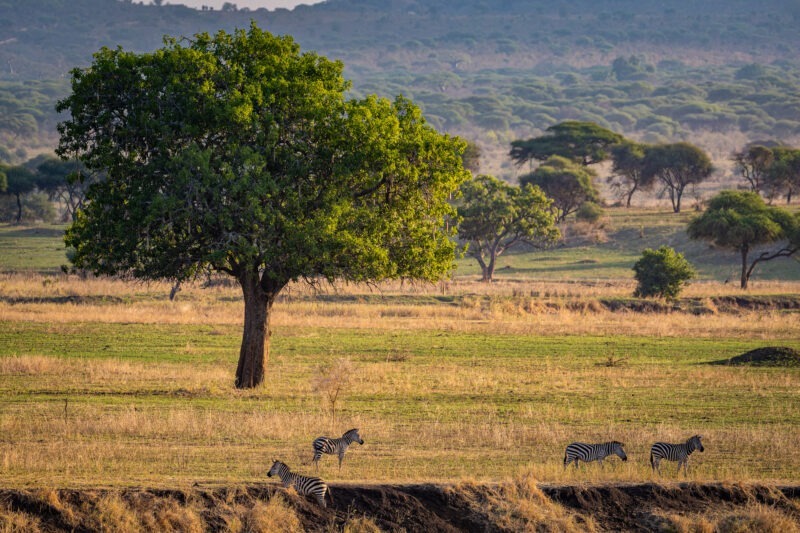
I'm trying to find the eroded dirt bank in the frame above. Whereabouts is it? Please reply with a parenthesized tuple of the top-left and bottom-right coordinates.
(2, 482, 800, 532)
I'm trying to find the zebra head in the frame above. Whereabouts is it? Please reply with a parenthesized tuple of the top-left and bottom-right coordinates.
(267, 459, 285, 478)
(688, 435, 704, 453)
(612, 441, 628, 461)
(344, 428, 364, 445)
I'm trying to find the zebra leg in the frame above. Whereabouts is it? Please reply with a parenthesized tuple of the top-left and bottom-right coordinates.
(338, 452, 345, 470)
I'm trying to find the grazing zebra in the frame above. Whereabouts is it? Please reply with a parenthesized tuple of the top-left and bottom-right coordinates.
(563, 441, 628, 469)
(650, 435, 704, 475)
(312, 428, 364, 471)
(267, 460, 331, 508)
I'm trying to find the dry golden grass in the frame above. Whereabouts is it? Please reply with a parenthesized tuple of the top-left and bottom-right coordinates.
(1, 273, 797, 340)
(655, 503, 800, 533)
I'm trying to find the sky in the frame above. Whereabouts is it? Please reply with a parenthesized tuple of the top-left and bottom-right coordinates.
(168, 0, 323, 10)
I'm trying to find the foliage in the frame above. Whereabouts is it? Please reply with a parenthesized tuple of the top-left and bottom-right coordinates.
(764, 147, 800, 203)
(633, 245, 696, 301)
(687, 190, 799, 289)
(575, 202, 604, 224)
(456, 174, 559, 281)
(520, 155, 600, 222)
(509, 121, 625, 167)
(642, 142, 713, 213)
(56, 24, 469, 388)
(609, 142, 655, 207)
(732, 145, 774, 194)
(1, 165, 36, 223)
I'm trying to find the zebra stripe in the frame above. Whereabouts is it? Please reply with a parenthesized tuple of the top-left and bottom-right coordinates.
(268, 460, 330, 508)
(563, 441, 628, 469)
(312, 428, 364, 470)
(650, 435, 704, 475)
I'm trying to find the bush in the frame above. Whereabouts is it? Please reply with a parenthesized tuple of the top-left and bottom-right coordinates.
(575, 202, 604, 224)
(632, 246, 695, 301)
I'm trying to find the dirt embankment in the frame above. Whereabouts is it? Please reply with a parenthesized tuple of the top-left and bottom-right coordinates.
(2, 482, 800, 532)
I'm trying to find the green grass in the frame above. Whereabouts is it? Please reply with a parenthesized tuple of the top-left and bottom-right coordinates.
(0, 224, 68, 272)
(2, 319, 799, 486)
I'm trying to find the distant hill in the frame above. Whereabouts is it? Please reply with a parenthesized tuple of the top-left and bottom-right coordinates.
(2, 0, 800, 187)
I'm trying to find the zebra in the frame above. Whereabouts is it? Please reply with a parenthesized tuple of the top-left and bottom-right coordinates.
(650, 435, 704, 475)
(312, 428, 364, 471)
(563, 441, 628, 469)
(267, 459, 331, 508)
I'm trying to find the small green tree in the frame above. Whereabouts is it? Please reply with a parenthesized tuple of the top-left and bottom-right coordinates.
(687, 190, 799, 289)
(2, 165, 36, 223)
(732, 145, 774, 195)
(608, 141, 655, 207)
(457, 174, 559, 282)
(520, 155, 599, 222)
(633, 246, 695, 301)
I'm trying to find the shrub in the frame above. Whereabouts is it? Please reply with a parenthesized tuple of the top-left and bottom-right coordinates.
(632, 246, 695, 301)
(575, 202, 605, 224)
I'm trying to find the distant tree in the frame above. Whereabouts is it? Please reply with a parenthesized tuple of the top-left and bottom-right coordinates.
(520, 155, 600, 222)
(509, 121, 625, 168)
(57, 25, 469, 389)
(608, 141, 655, 207)
(611, 55, 655, 81)
(764, 147, 800, 204)
(687, 191, 799, 289)
(732, 145, 773, 195)
(0, 165, 7, 193)
(461, 139, 481, 175)
(633, 245, 695, 301)
(642, 142, 713, 213)
(457, 175, 559, 282)
(2, 165, 36, 223)
(34, 156, 87, 221)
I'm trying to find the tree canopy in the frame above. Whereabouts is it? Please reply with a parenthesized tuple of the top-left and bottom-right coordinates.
(519, 155, 599, 222)
(632, 245, 695, 301)
(687, 190, 799, 289)
(608, 141, 654, 207)
(457, 174, 558, 282)
(509, 121, 625, 168)
(642, 142, 713, 213)
(57, 24, 469, 388)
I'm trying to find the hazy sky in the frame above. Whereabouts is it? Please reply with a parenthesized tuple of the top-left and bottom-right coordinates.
(168, 0, 323, 9)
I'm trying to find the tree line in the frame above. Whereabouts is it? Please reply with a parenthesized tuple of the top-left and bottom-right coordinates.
(455, 121, 800, 287)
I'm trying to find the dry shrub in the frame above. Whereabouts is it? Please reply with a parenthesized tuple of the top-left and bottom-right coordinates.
(0, 509, 42, 533)
(151, 498, 205, 533)
(242, 496, 303, 533)
(452, 471, 597, 532)
(83, 493, 141, 532)
(343, 515, 382, 532)
(311, 357, 355, 425)
(715, 505, 800, 533)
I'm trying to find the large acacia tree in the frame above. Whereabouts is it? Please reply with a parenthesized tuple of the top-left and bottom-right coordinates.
(57, 25, 469, 388)
(509, 121, 624, 168)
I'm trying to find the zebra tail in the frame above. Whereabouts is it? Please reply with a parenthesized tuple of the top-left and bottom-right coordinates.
(650, 452, 654, 469)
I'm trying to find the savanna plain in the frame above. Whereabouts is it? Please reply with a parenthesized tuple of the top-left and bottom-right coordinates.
(1, 216, 799, 531)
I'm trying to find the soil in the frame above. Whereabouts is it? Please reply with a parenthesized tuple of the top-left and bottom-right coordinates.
(712, 346, 800, 367)
(3, 482, 800, 532)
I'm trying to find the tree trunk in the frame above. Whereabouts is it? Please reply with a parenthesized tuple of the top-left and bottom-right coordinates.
(740, 246, 750, 290)
(235, 270, 273, 389)
(625, 184, 637, 208)
(672, 186, 683, 213)
(15, 193, 22, 223)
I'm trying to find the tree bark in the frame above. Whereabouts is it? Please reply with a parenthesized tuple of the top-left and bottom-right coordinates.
(740, 246, 750, 290)
(15, 193, 22, 223)
(235, 270, 273, 389)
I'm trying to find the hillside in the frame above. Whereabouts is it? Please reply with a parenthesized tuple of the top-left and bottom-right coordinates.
(2, 0, 800, 182)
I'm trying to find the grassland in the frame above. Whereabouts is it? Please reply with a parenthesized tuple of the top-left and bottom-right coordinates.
(0, 268, 798, 490)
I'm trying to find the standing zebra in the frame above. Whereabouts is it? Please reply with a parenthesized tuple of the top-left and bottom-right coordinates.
(312, 428, 364, 471)
(563, 441, 628, 469)
(267, 460, 331, 508)
(650, 435, 704, 475)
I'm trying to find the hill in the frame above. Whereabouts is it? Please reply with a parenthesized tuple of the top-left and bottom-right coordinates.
(2, 0, 800, 183)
